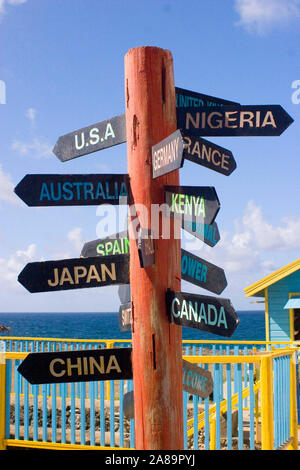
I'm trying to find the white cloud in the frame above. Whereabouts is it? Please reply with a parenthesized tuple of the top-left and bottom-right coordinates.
(0, 164, 21, 206)
(0, 243, 36, 289)
(0, 0, 27, 17)
(234, 0, 300, 34)
(67, 227, 84, 254)
(12, 137, 53, 158)
(25, 107, 37, 127)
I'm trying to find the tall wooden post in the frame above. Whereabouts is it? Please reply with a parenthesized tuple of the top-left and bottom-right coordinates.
(125, 46, 183, 450)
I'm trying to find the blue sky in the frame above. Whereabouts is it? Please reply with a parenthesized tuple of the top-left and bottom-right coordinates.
(0, 0, 299, 312)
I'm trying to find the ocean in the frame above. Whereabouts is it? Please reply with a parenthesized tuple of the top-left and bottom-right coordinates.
(0, 310, 265, 342)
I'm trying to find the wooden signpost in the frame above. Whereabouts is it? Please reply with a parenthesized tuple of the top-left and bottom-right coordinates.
(14, 174, 130, 207)
(53, 114, 126, 162)
(166, 290, 239, 338)
(18, 254, 129, 293)
(15, 44, 294, 451)
(17, 347, 132, 385)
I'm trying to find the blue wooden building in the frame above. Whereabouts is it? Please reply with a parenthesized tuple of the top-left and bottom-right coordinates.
(244, 258, 300, 343)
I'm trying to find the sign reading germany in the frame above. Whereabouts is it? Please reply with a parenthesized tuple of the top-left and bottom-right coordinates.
(53, 114, 126, 162)
(17, 347, 133, 385)
(177, 105, 293, 137)
(14, 174, 130, 207)
(18, 255, 129, 293)
(166, 290, 239, 337)
(152, 129, 184, 178)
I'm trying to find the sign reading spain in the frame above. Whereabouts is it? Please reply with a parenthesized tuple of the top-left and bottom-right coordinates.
(14, 174, 130, 207)
(18, 255, 129, 293)
(166, 290, 239, 337)
(17, 347, 133, 385)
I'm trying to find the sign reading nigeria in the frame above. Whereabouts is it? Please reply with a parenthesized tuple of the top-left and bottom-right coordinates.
(53, 114, 126, 162)
(14, 174, 130, 207)
(152, 129, 184, 178)
(18, 255, 129, 293)
(181, 249, 227, 295)
(17, 347, 133, 385)
(166, 290, 239, 338)
(182, 219, 220, 247)
(164, 185, 220, 225)
(182, 134, 237, 176)
(177, 105, 294, 137)
(175, 87, 239, 108)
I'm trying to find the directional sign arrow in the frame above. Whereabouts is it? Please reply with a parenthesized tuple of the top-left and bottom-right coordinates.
(18, 254, 129, 293)
(118, 284, 131, 304)
(14, 174, 130, 207)
(182, 134, 237, 176)
(182, 359, 213, 399)
(152, 129, 184, 178)
(17, 347, 133, 385)
(175, 87, 239, 108)
(118, 302, 132, 332)
(53, 114, 126, 162)
(81, 230, 129, 258)
(181, 249, 227, 295)
(166, 290, 239, 338)
(182, 219, 220, 247)
(164, 185, 220, 225)
(137, 228, 155, 268)
(177, 105, 294, 137)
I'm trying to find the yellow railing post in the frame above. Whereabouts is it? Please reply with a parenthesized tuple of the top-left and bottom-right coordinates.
(260, 354, 274, 450)
(0, 353, 6, 450)
(288, 350, 298, 450)
(105, 340, 115, 400)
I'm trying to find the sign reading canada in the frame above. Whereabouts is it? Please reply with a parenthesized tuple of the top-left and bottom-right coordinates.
(177, 105, 294, 137)
(166, 290, 239, 337)
(14, 174, 130, 207)
(53, 114, 126, 162)
(164, 185, 220, 225)
(18, 255, 129, 293)
(17, 347, 133, 385)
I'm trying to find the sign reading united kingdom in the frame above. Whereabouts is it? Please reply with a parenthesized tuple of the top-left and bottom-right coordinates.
(177, 105, 293, 137)
(164, 185, 220, 225)
(166, 290, 239, 337)
(175, 87, 239, 108)
(18, 255, 129, 293)
(18, 347, 133, 385)
(53, 114, 126, 162)
(14, 174, 130, 207)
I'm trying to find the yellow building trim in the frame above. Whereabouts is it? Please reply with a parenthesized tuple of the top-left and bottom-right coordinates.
(244, 258, 300, 298)
(265, 288, 270, 343)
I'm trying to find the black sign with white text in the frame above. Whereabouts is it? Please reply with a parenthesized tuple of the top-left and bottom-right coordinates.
(152, 129, 184, 178)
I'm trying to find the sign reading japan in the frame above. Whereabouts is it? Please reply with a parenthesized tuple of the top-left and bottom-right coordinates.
(18, 255, 129, 293)
(181, 249, 227, 295)
(53, 114, 126, 162)
(152, 129, 184, 178)
(14, 174, 130, 207)
(164, 185, 220, 225)
(166, 290, 239, 337)
(17, 347, 133, 385)
(177, 105, 294, 137)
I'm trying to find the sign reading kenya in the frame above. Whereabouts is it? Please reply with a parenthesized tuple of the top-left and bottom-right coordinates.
(164, 185, 220, 225)
(18, 255, 129, 293)
(53, 114, 126, 162)
(166, 290, 239, 337)
(177, 105, 293, 137)
(17, 347, 133, 385)
(14, 174, 130, 207)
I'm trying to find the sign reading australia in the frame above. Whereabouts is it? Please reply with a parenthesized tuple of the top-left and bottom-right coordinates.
(14, 174, 130, 207)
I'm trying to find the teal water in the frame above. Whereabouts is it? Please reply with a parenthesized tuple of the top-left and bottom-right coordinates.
(0, 311, 265, 341)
